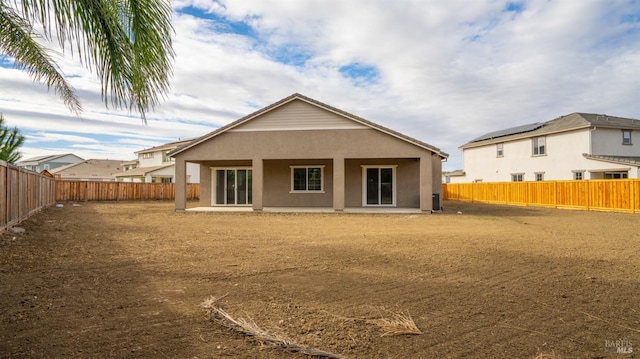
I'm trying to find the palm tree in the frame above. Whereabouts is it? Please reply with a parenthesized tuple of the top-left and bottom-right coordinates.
(0, 1, 175, 122)
(0, 113, 25, 163)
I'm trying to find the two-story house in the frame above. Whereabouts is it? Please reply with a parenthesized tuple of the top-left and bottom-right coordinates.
(450, 113, 640, 183)
(115, 139, 200, 183)
(16, 153, 84, 172)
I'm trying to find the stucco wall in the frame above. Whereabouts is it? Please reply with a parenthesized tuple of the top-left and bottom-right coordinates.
(179, 128, 432, 161)
(263, 159, 334, 207)
(591, 128, 638, 156)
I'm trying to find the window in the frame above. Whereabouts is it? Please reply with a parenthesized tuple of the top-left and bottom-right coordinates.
(532, 136, 546, 155)
(573, 171, 584, 180)
(496, 143, 504, 157)
(43, 164, 50, 170)
(511, 173, 524, 182)
(535, 172, 544, 181)
(605, 172, 628, 179)
(142, 153, 154, 159)
(622, 130, 632, 145)
(291, 166, 324, 192)
(162, 151, 171, 163)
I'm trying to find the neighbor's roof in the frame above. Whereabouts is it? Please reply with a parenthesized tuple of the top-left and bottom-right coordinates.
(114, 164, 174, 177)
(136, 139, 196, 154)
(16, 153, 83, 166)
(169, 93, 449, 159)
(461, 113, 640, 149)
(50, 159, 123, 179)
(583, 154, 640, 167)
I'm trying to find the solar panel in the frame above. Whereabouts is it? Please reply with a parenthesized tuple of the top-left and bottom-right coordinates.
(470, 122, 543, 142)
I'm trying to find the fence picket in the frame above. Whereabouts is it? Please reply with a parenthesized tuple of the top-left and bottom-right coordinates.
(443, 179, 640, 213)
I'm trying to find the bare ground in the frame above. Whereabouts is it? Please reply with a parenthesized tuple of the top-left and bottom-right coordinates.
(1, 201, 639, 358)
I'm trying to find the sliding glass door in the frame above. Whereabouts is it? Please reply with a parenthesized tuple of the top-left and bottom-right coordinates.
(363, 166, 396, 206)
(213, 168, 252, 205)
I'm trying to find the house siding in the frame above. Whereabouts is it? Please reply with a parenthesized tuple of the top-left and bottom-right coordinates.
(591, 128, 637, 156)
(181, 128, 430, 161)
(230, 99, 368, 132)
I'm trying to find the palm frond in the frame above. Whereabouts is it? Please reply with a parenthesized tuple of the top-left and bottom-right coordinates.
(0, 2, 82, 115)
(2, 0, 175, 122)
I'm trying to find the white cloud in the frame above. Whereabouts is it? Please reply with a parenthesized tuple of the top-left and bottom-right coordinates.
(2, 0, 638, 170)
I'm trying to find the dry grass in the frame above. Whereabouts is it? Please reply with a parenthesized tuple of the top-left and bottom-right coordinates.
(202, 296, 347, 359)
(368, 312, 422, 337)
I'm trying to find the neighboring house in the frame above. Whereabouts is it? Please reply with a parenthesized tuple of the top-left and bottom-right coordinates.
(453, 113, 640, 183)
(16, 153, 84, 172)
(116, 140, 200, 183)
(170, 93, 448, 212)
(50, 159, 123, 181)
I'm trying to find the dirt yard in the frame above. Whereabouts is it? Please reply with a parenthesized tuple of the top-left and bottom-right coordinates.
(1, 201, 638, 358)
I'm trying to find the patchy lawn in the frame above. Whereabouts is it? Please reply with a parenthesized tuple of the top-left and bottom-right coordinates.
(1, 201, 638, 358)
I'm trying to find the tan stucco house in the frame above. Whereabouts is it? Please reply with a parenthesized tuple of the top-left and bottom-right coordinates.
(170, 93, 448, 212)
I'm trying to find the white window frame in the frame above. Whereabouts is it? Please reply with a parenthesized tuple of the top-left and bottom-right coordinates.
(511, 173, 524, 182)
(211, 167, 253, 206)
(290, 166, 325, 193)
(142, 153, 154, 159)
(534, 172, 544, 181)
(361, 165, 397, 207)
(496, 143, 504, 157)
(572, 171, 585, 180)
(622, 130, 632, 145)
(604, 171, 628, 179)
(532, 136, 546, 156)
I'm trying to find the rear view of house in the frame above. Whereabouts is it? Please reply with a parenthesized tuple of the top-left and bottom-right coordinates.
(170, 93, 448, 212)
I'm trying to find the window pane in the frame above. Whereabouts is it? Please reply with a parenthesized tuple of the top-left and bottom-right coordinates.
(293, 168, 307, 191)
(215, 170, 225, 204)
(366, 168, 379, 205)
(237, 170, 247, 204)
(380, 168, 393, 204)
(226, 170, 235, 204)
(307, 167, 322, 191)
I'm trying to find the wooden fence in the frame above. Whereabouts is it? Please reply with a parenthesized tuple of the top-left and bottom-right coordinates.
(1, 160, 56, 232)
(55, 181, 200, 202)
(443, 179, 640, 213)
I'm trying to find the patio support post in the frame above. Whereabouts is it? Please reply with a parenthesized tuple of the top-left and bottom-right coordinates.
(252, 157, 263, 211)
(333, 157, 345, 211)
(420, 156, 433, 213)
(175, 158, 187, 212)
(199, 165, 212, 206)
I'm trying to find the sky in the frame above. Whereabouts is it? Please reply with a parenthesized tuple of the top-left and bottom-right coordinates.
(1, 0, 639, 171)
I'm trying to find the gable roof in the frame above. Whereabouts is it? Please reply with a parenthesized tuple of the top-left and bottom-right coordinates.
(170, 93, 448, 158)
(50, 159, 123, 179)
(461, 113, 640, 149)
(17, 153, 83, 166)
